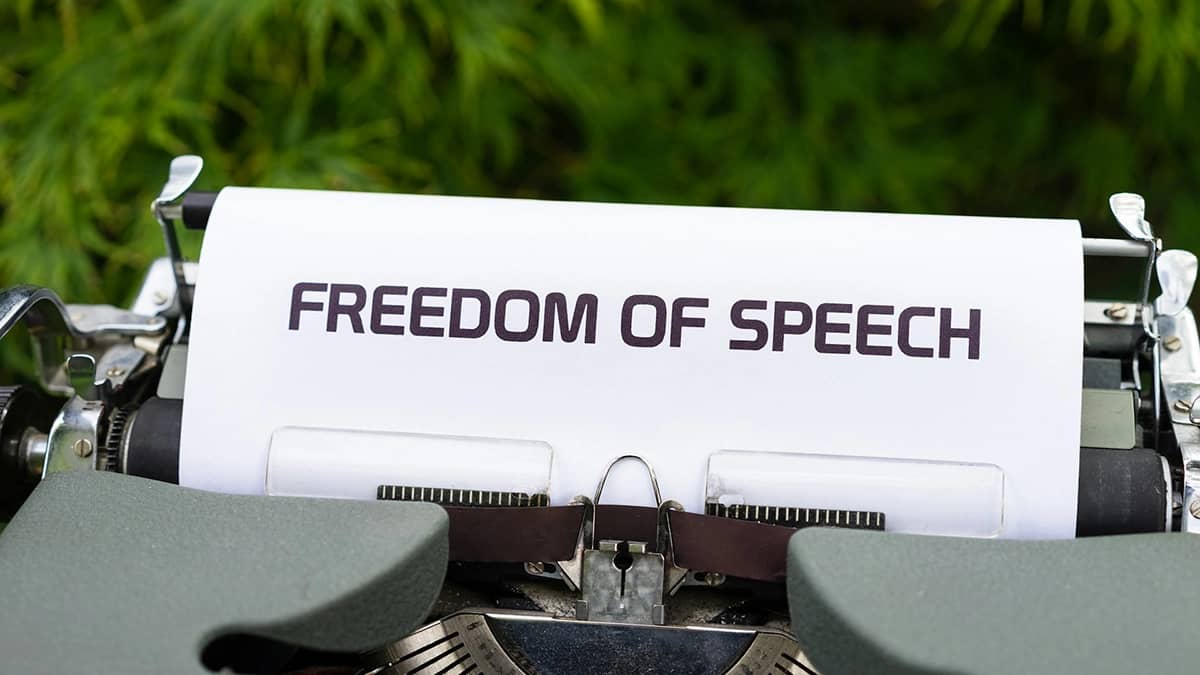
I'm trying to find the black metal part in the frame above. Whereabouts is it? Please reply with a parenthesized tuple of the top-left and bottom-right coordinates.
(377, 484, 550, 507)
(1077, 447, 1167, 536)
(0, 385, 58, 522)
(181, 190, 217, 230)
(704, 502, 884, 530)
(0, 385, 57, 479)
(1083, 323, 1143, 357)
(98, 406, 132, 472)
(486, 613, 754, 675)
(1082, 357, 1124, 389)
(123, 397, 181, 483)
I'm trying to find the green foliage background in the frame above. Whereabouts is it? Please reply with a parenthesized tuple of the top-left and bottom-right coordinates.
(1, 0, 1200, 379)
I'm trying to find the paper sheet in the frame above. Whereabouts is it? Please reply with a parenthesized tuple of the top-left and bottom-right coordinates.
(181, 187, 1082, 538)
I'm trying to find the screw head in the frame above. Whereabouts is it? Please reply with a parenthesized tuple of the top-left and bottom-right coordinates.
(72, 438, 93, 458)
(105, 366, 125, 378)
(703, 572, 725, 587)
(1189, 499, 1200, 520)
(152, 291, 169, 306)
(1175, 399, 1194, 413)
(1104, 303, 1129, 321)
(524, 561, 546, 576)
(1165, 335, 1184, 352)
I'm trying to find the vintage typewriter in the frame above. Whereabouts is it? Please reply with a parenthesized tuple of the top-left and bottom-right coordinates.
(1, 156, 1199, 674)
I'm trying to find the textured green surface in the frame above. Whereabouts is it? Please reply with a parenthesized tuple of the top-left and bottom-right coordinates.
(0, 471, 448, 674)
(788, 528, 1200, 674)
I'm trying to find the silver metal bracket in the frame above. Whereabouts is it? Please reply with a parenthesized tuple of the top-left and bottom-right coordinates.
(1104, 193, 1163, 443)
(552, 495, 594, 593)
(1157, 307, 1200, 532)
(658, 499, 689, 596)
(0, 286, 166, 343)
(565, 454, 688, 625)
(0, 285, 166, 396)
(576, 539, 666, 624)
(41, 354, 104, 477)
(130, 257, 199, 319)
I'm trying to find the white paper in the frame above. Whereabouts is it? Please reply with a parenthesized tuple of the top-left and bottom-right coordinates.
(706, 451, 1005, 538)
(265, 427, 553, 500)
(181, 187, 1083, 538)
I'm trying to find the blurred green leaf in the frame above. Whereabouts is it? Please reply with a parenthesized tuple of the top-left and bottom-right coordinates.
(1, 1, 1199, 381)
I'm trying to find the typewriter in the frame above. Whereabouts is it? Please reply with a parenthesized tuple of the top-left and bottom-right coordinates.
(1, 156, 1199, 674)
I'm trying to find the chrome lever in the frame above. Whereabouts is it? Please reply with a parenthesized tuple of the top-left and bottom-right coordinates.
(151, 155, 204, 335)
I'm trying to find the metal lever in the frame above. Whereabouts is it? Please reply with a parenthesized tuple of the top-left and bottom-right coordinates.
(1109, 192, 1163, 445)
(152, 155, 204, 336)
(0, 285, 165, 395)
(66, 354, 99, 401)
(1109, 193, 1159, 332)
(590, 454, 663, 549)
(1156, 250, 1198, 453)
(41, 353, 105, 478)
(1083, 238, 1156, 257)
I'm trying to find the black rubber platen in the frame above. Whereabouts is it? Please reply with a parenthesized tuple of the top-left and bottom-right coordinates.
(181, 190, 217, 230)
(1076, 446, 1167, 536)
(124, 397, 182, 483)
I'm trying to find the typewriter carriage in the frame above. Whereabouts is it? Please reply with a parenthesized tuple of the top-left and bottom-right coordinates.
(1, 157, 1199, 673)
(3, 156, 1200, 532)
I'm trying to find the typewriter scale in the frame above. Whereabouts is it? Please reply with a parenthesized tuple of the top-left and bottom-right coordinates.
(0, 156, 1197, 675)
